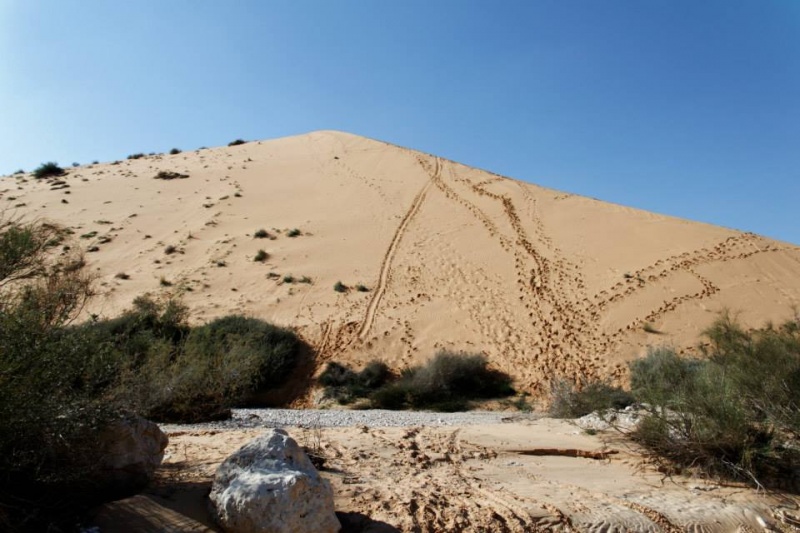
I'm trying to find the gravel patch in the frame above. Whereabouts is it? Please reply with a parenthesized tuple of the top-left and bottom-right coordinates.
(160, 408, 530, 432)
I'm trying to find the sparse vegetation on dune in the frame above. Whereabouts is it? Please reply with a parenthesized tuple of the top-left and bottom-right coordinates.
(154, 170, 188, 180)
(228, 139, 247, 146)
(32, 162, 64, 179)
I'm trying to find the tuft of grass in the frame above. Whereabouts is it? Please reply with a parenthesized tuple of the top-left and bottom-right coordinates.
(254, 228, 269, 239)
(164, 244, 177, 255)
(286, 228, 301, 237)
(228, 139, 247, 146)
(33, 162, 64, 179)
(334, 281, 347, 293)
(355, 284, 369, 292)
(254, 249, 268, 262)
(159, 276, 173, 287)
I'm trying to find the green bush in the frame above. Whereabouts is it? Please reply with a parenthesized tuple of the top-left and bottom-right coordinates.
(154, 170, 188, 180)
(254, 228, 269, 239)
(32, 162, 64, 179)
(370, 351, 513, 411)
(548, 379, 635, 418)
(629, 315, 800, 488)
(319, 360, 391, 404)
(169, 148, 181, 155)
(0, 217, 119, 530)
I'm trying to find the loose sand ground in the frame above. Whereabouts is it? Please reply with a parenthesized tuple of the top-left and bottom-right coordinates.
(93, 418, 800, 532)
(4, 130, 799, 396)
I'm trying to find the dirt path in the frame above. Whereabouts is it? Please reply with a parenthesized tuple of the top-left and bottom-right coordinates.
(94, 418, 800, 532)
(358, 159, 437, 340)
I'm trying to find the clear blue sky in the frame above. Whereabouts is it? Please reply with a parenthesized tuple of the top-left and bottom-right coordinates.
(2, 1, 798, 243)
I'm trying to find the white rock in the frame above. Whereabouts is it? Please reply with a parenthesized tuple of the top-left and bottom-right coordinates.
(97, 416, 168, 494)
(209, 428, 340, 533)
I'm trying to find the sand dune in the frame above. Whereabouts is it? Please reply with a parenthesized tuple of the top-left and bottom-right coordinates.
(4, 130, 800, 394)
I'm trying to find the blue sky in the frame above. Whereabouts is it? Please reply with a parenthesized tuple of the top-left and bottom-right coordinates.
(1, 1, 798, 243)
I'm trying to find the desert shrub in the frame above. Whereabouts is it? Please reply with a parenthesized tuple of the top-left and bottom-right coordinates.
(12, 169, 24, 175)
(548, 379, 635, 418)
(319, 360, 391, 404)
(127, 153, 145, 160)
(287, 228, 301, 237)
(169, 148, 181, 155)
(154, 170, 188, 180)
(370, 352, 513, 411)
(254, 228, 269, 239)
(228, 139, 247, 146)
(629, 315, 800, 489)
(334, 281, 347, 293)
(356, 284, 369, 292)
(254, 249, 268, 262)
(0, 217, 128, 529)
(32, 162, 64, 179)
(164, 244, 177, 255)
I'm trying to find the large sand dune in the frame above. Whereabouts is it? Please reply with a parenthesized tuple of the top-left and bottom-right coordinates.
(4, 130, 799, 393)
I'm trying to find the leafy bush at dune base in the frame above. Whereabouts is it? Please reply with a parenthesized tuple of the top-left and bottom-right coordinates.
(368, 351, 514, 412)
(549, 313, 800, 490)
(319, 360, 391, 404)
(0, 214, 309, 530)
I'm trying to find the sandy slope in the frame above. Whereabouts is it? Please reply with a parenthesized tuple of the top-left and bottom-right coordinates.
(92, 421, 800, 532)
(3, 130, 800, 393)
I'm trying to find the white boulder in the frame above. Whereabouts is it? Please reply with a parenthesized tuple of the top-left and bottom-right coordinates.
(209, 428, 340, 533)
(97, 416, 169, 494)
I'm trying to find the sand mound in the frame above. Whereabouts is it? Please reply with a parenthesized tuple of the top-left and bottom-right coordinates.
(5, 130, 799, 393)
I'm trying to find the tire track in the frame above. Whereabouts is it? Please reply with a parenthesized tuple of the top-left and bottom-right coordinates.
(357, 160, 437, 339)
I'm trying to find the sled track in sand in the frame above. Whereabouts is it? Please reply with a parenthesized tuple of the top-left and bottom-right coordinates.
(358, 158, 438, 339)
